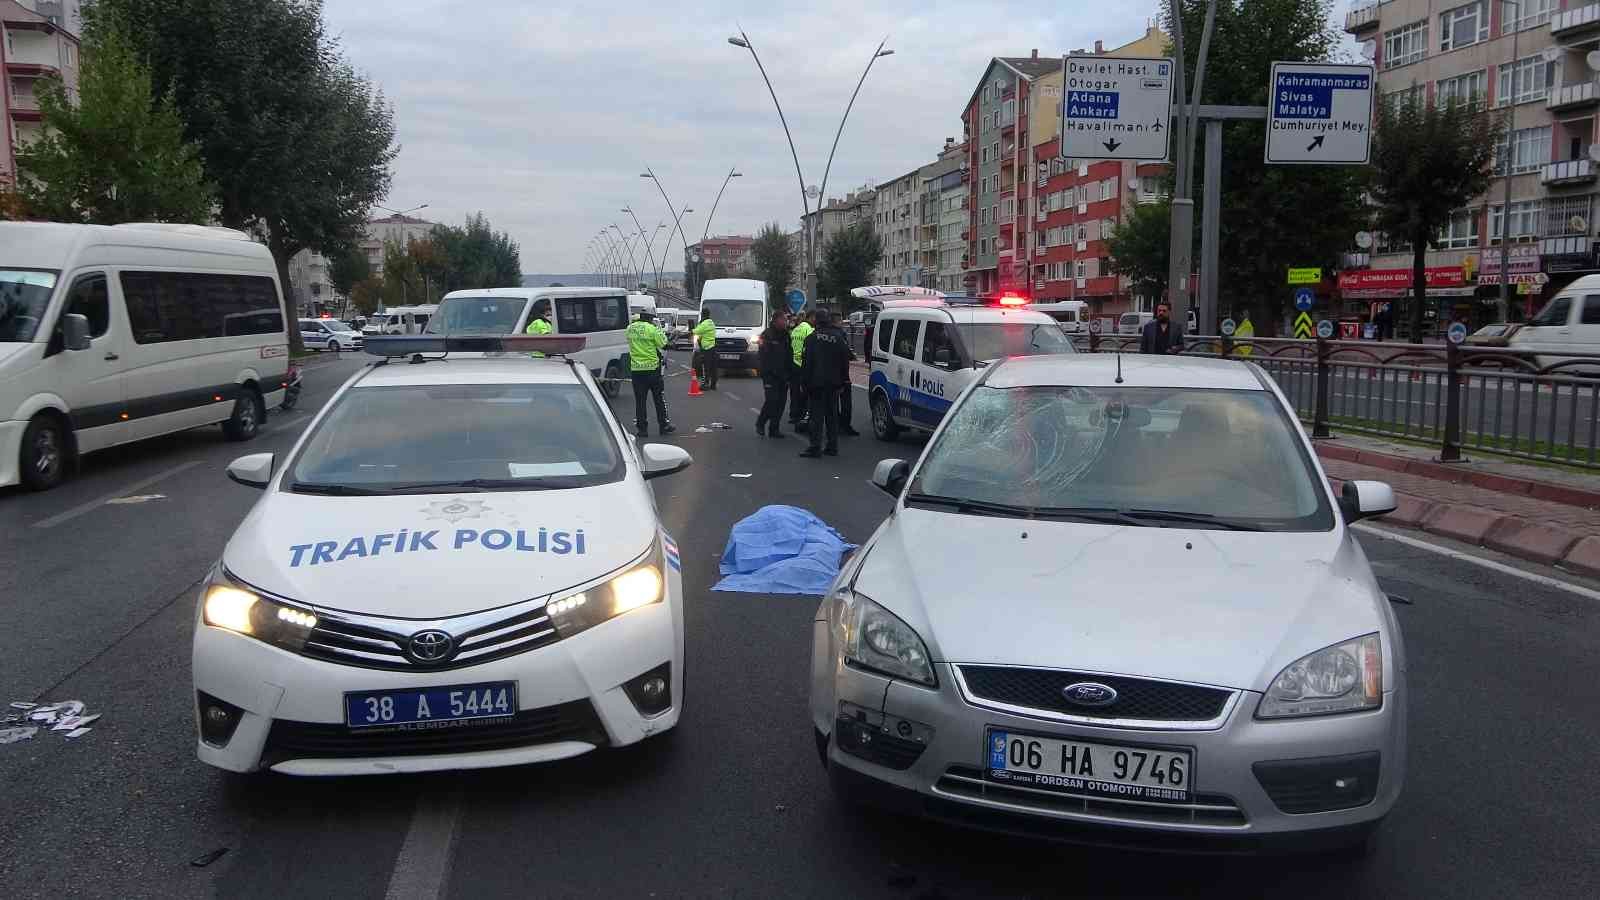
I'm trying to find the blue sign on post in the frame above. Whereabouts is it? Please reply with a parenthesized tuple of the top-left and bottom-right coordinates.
(1295, 288, 1315, 311)
(786, 289, 806, 314)
(1447, 321, 1469, 345)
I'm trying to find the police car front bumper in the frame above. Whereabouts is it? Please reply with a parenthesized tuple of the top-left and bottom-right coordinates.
(192, 582, 682, 775)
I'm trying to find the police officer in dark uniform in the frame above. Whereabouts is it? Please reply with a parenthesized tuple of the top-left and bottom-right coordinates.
(798, 309, 851, 458)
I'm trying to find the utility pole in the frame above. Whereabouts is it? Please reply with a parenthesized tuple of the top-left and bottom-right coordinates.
(1495, 0, 1522, 324)
(1165, 0, 1217, 330)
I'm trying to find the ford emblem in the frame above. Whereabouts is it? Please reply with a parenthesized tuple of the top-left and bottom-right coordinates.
(1062, 681, 1118, 708)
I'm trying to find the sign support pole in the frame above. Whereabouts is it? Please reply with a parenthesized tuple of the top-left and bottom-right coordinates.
(1200, 119, 1222, 336)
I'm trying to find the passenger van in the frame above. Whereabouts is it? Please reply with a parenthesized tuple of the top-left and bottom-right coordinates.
(1510, 279, 1600, 372)
(627, 291, 658, 322)
(426, 287, 633, 394)
(0, 222, 289, 491)
(699, 278, 768, 371)
(363, 305, 436, 335)
(1031, 299, 1088, 332)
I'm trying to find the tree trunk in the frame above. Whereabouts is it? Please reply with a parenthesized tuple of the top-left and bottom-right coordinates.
(271, 246, 307, 356)
(1408, 237, 1427, 344)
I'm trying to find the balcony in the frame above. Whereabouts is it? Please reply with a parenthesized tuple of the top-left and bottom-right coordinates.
(1542, 159, 1598, 187)
(1549, 80, 1600, 112)
(1344, 3, 1379, 35)
(1553, 3, 1600, 41)
(1342, 252, 1371, 269)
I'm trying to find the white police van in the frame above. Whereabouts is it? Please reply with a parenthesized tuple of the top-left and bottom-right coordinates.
(192, 334, 691, 775)
(868, 298, 1076, 440)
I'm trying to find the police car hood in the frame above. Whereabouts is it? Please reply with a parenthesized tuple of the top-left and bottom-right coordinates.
(854, 509, 1382, 692)
(224, 484, 657, 618)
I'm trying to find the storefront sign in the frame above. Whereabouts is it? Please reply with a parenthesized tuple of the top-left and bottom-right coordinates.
(1336, 266, 1467, 292)
(1477, 272, 1549, 286)
(1477, 245, 1541, 277)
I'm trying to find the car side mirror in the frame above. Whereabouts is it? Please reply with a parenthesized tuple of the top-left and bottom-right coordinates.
(227, 452, 276, 489)
(933, 348, 953, 367)
(871, 458, 910, 497)
(640, 443, 692, 480)
(1340, 480, 1397, 523)
(62, 313, 91, 351)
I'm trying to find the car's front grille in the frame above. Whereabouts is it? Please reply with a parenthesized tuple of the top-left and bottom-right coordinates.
(263, 699, 606, 763)
(935, 765, 1248, 827)
(298, 599, 560, 672)
(957, 665, 1234, 724)
(714, 338, 747, 351)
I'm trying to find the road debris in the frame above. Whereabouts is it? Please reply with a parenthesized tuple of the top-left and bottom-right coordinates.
(730, 473, 753, 478)
(0, 726, 38, 745)
(106, 494, 166, 505)
(3, 700, 96, 743)
(190, 848, 230, 868)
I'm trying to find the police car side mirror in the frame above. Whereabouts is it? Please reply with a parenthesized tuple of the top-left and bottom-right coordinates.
(1340, 480, 1396, 524)
(933, 348, 953, 367)
(640, 443, 692, 480)
(227, 452, 276, 489)
(872, 458, 909, 497)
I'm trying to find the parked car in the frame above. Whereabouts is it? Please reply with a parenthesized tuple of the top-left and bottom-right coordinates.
(298, 318, 364, 352)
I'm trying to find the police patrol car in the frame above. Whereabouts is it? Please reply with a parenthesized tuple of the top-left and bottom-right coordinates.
(192, 335, 691, 775)
(867, 296, 1075, 440)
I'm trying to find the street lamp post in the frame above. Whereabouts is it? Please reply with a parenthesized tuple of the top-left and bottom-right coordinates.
(641, 168, 695, 293)
(622, 206, 661, 287)
(610, 225, 642, 288)
(813, 41, 894, 301)
(695, 168, 744, 301)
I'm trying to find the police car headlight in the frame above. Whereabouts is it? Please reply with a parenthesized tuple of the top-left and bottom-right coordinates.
(201, 569, 319, 651)
(1257, 634, 1382, 719)
(833, 589, 936, 687)
(545, 548, 664, 639)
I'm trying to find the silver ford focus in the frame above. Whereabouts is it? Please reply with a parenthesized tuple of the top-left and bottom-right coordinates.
(809, 353, 1406, 854)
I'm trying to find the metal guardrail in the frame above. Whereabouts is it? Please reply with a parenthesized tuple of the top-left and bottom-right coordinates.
(1070, 334, 1600, 470)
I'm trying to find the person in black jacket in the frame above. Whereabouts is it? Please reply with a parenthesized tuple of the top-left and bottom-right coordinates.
(755, 311, 792, 437)
(798, 309, 851, 458)
(1139, 302, 1185, 355)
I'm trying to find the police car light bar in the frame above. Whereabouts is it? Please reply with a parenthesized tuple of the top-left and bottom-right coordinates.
(362, 335, 588, 357)
(850, 285, 948, 300)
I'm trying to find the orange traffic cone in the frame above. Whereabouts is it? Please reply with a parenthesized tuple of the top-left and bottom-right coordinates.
(688, 372, 703, 396)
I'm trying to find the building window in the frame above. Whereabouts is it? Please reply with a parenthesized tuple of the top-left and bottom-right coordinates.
(991, 141, 1000, 163)
(1383, 21, 1427, 69)
(1497, 54, 1555, 106)
(1502, 0, 1555, 33)
(1495, 125, 1551, 175)
(1075, 260, 1086, 278)
(1542, 195, 1592, 238)
(1383, 83, 1425, 111)
(1489, 200, 1541, 243)
(1436, 70, 1486, 107)
(1439, 3, 1488, 52)
(1436, 209, 1479, 249)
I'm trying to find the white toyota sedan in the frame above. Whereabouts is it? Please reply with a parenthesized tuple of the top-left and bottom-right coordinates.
(811, 353, 1406, 854)
(193, 336, 690, 775)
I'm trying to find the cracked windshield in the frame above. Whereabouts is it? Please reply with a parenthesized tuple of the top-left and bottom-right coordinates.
(1, 0, 1597, 897)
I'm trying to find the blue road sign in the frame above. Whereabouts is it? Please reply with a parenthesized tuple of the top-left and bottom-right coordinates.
(786, 289, 806, 314)
(1447, 321, 1469, 345)
(1295, 288, 1315, 311)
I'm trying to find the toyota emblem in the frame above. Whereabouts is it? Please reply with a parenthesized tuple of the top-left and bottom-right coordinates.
(1061, 681, 1118, 708)
(407, 629, 455, 664)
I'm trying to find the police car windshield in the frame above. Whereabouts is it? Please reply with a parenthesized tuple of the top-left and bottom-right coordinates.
(701, 298, 763, 327)
(957, 321, 1076, 361)
(909, 385, 1332, 531)
(425, 297, 524, 334)
(287, 383, 625, 493)
(0, 269, 59, 343)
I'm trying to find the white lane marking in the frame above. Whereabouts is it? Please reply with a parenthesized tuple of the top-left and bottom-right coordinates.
(724, 391, 743, 401)
(1353, 523, 1600, 603)
(32, 460, 205, 529)
(749, 407, 762, 414)
(105, 494, 165, 505)
(384, 789, 463, 900)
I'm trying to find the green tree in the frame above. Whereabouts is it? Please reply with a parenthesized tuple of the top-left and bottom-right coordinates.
(16, 26, 213, 224)
(1369, 94, 1501, 342)
(1168, 0, 1368, 334)
(818, 223, 883, 307)
(429, 214, 523, 291)
(327, 247, 371, 301)
(349, 277, 384, 316)
(749, 223, 796, 307)
(89, 0, 398, 353)
(1107, 200, 1173, 301)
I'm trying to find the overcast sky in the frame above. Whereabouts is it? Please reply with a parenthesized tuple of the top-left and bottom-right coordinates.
(319, 2, 1242, 273)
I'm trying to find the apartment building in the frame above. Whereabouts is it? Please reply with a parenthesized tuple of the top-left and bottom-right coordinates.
(288, 250, 333, 316)
(871, 167, 921, 284)
(684, 234, 755, 276)
(920, 140, 965, 292)
(1345, 0, 1580, 323)
(1, 0, 81, 181)
(360, 213, 437, 277)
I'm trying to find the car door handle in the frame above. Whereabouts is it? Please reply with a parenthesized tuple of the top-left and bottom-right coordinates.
(104, 352, 119, 361)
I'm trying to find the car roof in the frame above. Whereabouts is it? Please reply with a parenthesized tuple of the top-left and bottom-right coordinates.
(351, 358, 587, 388)
(881, 305, 1056, 325)
(985, 353, 1267, 391)
(439, 287, 625, 301)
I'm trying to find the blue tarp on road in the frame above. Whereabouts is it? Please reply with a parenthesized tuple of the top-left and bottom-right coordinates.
(712, 505, 858, 595)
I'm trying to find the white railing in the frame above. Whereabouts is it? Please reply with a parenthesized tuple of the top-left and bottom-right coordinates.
(1550, 80, 1600, 110)
(1541, 235, 1589, 256)
(1553, 3, 1600, 35)
(1542, 159, 1596, 184)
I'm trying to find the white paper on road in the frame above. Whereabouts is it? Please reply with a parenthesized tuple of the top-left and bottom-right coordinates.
(106, 494, 166, 505)
(64, 727, 92, 740)
(0, 726, 38, 744)
(730, 473, 752, 478)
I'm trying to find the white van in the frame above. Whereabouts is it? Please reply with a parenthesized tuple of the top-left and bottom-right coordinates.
(427, 287, 633, 393)
(628, 291, 658, 322)
(663, 307, 695, 349)
(1510, 279, 1600, 372)
(1031, 300, 1088, 333)
(0, 222, 289, 491)
(698, 278, 768, 371)
(363, 305, 436, 335)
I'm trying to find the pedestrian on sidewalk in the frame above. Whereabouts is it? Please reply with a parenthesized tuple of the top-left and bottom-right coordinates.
(1139, 302, 1184, 355)
(799, 309, 850, 458)
(789, 310, 814, 431)
(692, 310, 719, 390)
(755, 310, 792, 437)
(626, 313, 675, 437)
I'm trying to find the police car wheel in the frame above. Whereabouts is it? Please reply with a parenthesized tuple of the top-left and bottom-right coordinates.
(223, 388, 263, 441)
(870, 392, 899, 441)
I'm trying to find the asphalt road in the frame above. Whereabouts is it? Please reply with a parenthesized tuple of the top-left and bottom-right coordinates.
(1, 349, 1597, 899)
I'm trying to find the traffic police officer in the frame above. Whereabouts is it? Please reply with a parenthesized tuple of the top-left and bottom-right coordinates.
(626, 313, 675, 437)
(691, 311, 718, 390)
(788, 310, 814, 429)
(524, 299, 553, 357)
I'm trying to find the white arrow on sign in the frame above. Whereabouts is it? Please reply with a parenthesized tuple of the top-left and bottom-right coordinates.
(1265, 61, 1374, 166)
(1059, 55, 1175, 162)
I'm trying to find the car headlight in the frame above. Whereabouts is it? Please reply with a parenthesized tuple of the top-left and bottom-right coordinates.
(545, 547, 664, 639)
(747, 335, 761, 349)
(201, 569, 319, 652)
(1257, 634, 1382, 719)
(832, 589, 936, 687)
